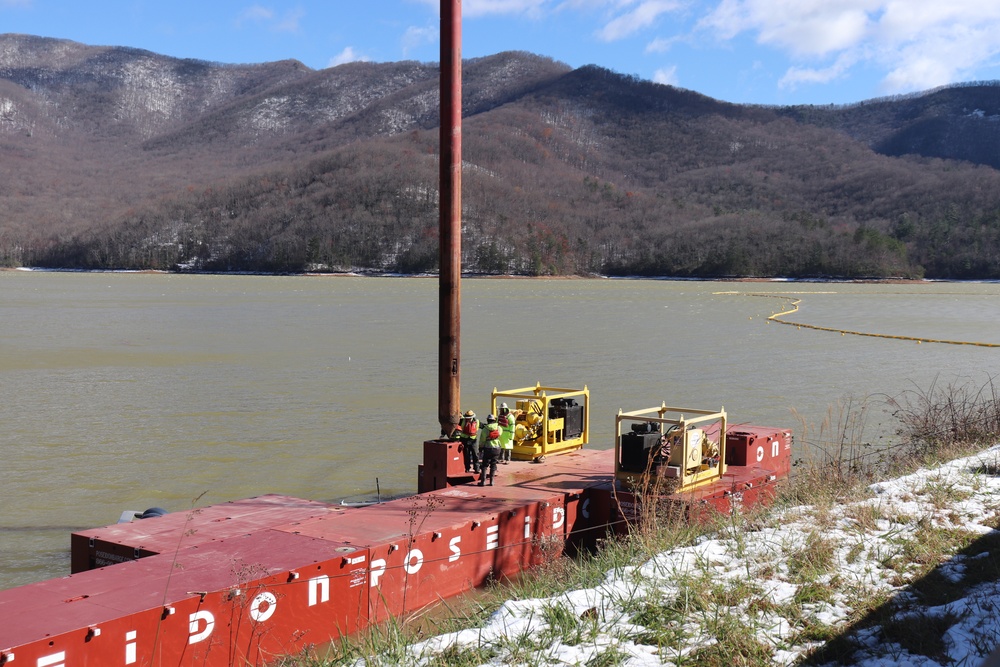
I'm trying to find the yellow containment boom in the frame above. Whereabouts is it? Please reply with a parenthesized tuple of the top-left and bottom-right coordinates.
(615, 405, 727, 493)
(492, 383, 589, 461)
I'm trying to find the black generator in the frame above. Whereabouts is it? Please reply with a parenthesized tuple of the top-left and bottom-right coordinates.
(549, 397, 585, 439)
(620, 422, 662, 472)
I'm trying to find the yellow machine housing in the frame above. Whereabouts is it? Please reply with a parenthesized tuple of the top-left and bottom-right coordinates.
(492, 383, 589, 461)
(614, 405, 727, 492)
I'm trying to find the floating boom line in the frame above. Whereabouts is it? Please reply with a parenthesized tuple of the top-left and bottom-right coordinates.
(717, 291, 1000, 348)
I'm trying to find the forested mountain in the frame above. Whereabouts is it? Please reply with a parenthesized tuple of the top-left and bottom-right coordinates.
(3, 33, 1000, 278)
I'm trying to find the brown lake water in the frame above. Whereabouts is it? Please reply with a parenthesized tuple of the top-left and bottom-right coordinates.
(2, 271, 999, 589)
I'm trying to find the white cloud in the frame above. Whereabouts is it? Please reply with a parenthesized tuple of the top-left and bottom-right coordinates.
(645, 37, 670, 53)
(272, 8, 304, 33)
(877, 25, 997, 93)
(328, 47, 371, 68)
(653, 64, 679, 85)
(450, 0, 685, 37)
(700, 0, 874, 57)
(698, 0, 1000, 95)
(779, 52, 856, 89)
(237, 5, 303, 33)
(402, 25, 438, 56)
(596, 0, 682, 42)
(414, 0, 680, 40)
(554, 0, 621, 9)
(412, 0, 550, 18)
(881, 56, 954, 93)
(464, 0, 549, 18)
(409, 0, 1000, 96)
(238, 5, 274, 25)
(870, 4, 1000, 91)
(878, 1, 1000, 43)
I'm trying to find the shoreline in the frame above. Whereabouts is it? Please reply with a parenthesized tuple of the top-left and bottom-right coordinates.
(2, 266, 972, 284)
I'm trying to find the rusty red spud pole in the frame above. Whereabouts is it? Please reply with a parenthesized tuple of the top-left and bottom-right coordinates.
(438, 0, 462, 435)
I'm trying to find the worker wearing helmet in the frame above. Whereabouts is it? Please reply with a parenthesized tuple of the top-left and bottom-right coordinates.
(497, 402, 518, 464)
(478, 414, 502, 486)
(457, 409, 480, 474)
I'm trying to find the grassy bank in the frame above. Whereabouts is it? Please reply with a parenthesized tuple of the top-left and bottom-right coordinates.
(280, 375, 1000, 667)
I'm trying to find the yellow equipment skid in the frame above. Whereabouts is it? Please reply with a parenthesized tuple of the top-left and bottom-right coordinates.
(615, 405, 727, 492)
(492, 383, 589, 461)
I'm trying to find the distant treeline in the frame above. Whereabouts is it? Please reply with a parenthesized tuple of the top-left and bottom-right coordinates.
(25, 109, 1000, 279)
(3, 41, 1000, 279)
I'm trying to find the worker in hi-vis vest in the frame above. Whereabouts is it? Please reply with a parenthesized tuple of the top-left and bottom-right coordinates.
(478, 414, 502, 486)
(455, 409, 480, 474)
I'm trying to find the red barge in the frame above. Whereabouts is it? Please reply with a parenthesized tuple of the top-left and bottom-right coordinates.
(0, 390, 790, 666)
(0, 2, 793, 664)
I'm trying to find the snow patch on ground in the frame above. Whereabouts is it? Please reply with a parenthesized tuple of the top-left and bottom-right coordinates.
(399, 445, 1000, 666)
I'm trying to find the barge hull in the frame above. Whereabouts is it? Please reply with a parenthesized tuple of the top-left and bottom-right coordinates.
(0, 447, 615, 666)
(0, 433, 789, 666)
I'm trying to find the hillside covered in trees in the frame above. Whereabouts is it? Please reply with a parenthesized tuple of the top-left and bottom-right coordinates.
(3, 34, 1000, 279)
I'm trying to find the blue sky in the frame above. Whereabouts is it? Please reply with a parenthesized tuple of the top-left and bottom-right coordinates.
(3, 0, 1000, 106)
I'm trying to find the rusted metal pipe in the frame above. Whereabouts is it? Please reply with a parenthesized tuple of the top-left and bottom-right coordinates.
(438, 0, 462, 434)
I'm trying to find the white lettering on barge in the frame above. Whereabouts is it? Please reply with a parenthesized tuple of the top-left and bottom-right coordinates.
(37, 652, 66, 667)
